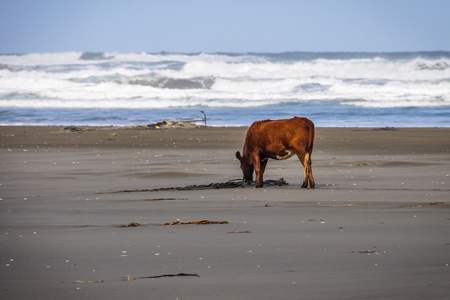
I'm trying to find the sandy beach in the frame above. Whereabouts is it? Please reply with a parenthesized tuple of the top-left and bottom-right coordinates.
(1, 125, 449, 299)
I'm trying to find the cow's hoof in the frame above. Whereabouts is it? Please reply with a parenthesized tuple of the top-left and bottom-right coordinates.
(255, 184, 263, 188)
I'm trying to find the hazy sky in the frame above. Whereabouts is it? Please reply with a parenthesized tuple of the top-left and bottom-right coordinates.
(1, 0, 449, 54)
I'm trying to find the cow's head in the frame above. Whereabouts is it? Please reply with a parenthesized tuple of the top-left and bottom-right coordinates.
(235, 151, 253, 183)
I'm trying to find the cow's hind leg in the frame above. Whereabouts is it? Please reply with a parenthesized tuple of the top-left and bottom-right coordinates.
(297, 151, 315, 188)
(304, 152, 315, 188)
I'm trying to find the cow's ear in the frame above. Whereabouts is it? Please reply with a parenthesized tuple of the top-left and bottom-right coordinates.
(235, 151, 242, 161)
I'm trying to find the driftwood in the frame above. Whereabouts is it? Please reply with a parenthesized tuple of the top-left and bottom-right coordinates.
(73, 280, 104, 283)
(429, 201, 445, 205)
(165, 219, 229, 226)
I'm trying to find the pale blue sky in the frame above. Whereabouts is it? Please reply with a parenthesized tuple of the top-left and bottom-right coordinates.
(1, 0, 449, 54)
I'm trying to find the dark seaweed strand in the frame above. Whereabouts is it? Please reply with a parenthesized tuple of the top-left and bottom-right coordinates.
(140, 273, 199, 279)
(97, 178, 287, 194)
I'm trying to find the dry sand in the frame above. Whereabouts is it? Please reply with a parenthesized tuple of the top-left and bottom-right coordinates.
(1, 125, 449, 299)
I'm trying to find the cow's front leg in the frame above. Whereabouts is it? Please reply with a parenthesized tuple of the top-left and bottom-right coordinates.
(253, 154, 264, 188)
(257, 158, 268, 187)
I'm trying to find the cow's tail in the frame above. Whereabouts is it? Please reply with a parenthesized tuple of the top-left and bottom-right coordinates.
(307, 120, 315, 155)
(304, 120, 315, 188)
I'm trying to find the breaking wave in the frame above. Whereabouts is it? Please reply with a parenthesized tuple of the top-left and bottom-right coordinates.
(0, 51, 449, 126)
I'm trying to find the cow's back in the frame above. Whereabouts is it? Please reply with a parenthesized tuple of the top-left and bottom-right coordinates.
(245, 117, 314, 151)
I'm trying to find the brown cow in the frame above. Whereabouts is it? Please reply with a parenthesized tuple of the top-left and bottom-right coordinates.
(236, 117, 315, 188)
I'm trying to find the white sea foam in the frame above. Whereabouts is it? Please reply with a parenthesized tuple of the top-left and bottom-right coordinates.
(0, 52, 84, 66)
(1, 51, 449, 126)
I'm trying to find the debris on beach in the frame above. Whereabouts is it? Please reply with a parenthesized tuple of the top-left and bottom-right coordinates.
(347, 250, 380, 254)
(333, 203, 374, 207)
(373, 127, 398, 131)
(358, 250, 380, 254)
(73, 280, 104, 284)
(165, 219, 229, 226)
(99, 178, 288, 194)
(147, 120, 201, 130)
(344, 162, 371, 167)
(147, 111, 207, 129)
(196, 177, 286, 189)
(146, 197, 188, 201)
(307, 219, 325, 222)
(62, 125, 97, 132)
(119, 222, 140, 228)
(160, 177, 289, 190)
(411, 201, 445, 207)
(122, 275, 136, 281)
(122, 273, 199, 281)
(63, 126, 85, 132)
(228, 231, 251, 234)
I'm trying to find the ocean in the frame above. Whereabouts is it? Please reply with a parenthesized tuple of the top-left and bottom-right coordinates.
(1, 51, 449, 127)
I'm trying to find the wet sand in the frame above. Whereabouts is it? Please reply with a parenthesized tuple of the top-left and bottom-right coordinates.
(1, 125, 449, 299)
